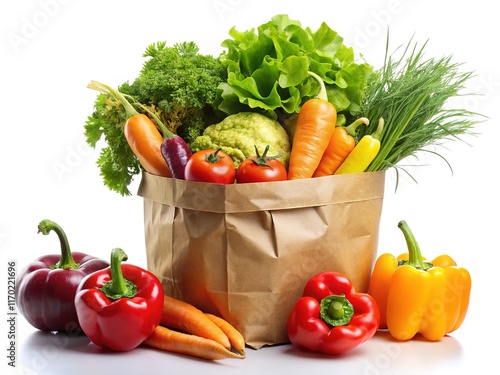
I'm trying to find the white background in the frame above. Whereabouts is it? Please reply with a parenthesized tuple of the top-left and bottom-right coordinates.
(1, 0, 498, 374)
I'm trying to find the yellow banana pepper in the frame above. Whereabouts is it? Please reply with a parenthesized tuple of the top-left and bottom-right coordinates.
(368, 220, 471, 341)
(335, 118, 383, 175)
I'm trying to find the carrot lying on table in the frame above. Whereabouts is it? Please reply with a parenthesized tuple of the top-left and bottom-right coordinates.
(160, 295, 231, 350)
(143, 325, 245, 360)
(205, 313, 246, 356)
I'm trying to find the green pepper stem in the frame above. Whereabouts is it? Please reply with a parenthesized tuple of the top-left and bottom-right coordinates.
(38, 219, 79, 270)
(398, 220, 433, 271)
(344, 117, 370, 137)
(320, 294, 354, 327)
(372, 117, 384, 140)
(100, 248, 137, 300)
(329, 299, 346, 320)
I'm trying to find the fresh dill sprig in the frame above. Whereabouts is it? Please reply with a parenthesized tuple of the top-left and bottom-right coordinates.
(360, 36, 484, 176)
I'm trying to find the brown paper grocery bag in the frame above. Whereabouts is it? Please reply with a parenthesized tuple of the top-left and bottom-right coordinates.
(138, 170, 385, 349)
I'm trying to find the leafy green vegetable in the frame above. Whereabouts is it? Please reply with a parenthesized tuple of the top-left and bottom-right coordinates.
(123, 41, 227, 144)
(214, 14, 375, 126)
(84, 94, 140, 196)
(360, 38, 483, 179)
(84, 41, 227, 196)
(190, 112, 291, 168)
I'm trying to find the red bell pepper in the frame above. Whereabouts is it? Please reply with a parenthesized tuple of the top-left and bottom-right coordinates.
(287, 271, 380, 355)
(15, 220, 109, 332)
(75, 248, 163, 352)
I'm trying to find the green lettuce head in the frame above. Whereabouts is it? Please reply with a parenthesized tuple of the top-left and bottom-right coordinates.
(214, 14, 376, 127)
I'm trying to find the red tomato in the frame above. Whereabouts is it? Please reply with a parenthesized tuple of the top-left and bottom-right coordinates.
(236, 145, 288, 183)
(184, 149, 236, 184)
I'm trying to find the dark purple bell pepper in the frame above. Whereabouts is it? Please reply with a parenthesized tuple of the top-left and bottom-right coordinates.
(15, 219, 109, 333)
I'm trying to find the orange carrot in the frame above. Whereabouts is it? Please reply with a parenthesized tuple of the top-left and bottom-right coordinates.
(87, 80, 172, 178)
(205, 313, 246, 356)
(161, 295, 231, 350)
(312, 117, 369, 177)
(123, 113, 173, 177)
(287, 72, 337, 180)
(143, 325, 245, 360)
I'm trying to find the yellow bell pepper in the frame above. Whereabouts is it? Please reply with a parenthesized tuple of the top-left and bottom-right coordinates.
(368, 220, 471, 341)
